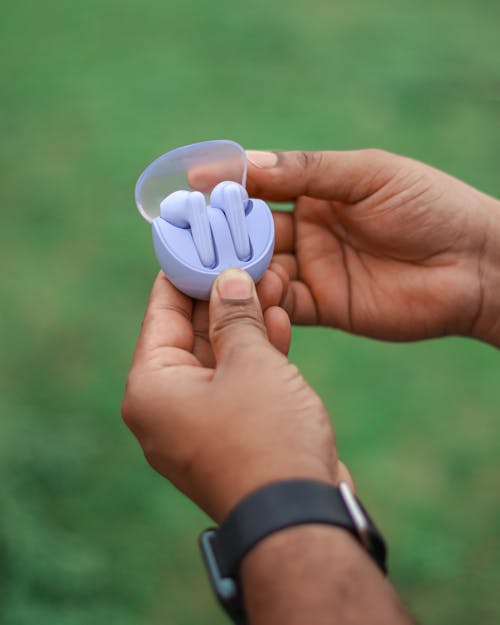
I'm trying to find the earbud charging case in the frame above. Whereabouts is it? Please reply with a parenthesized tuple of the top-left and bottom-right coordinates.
(135, 140, 275, 300)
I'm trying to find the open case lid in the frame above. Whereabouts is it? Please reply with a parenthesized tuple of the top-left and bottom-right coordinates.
(135, 140, 247, 223)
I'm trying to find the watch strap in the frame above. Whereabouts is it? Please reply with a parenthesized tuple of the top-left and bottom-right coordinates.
(210, 479, 387, 577)
(199, 479, 388, 625)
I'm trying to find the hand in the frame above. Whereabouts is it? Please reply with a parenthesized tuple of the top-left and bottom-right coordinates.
(121, 269, 351, 522)
(250, 149, 500, 344)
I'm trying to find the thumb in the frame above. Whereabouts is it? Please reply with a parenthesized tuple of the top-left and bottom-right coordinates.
(209, 268, 270, 365)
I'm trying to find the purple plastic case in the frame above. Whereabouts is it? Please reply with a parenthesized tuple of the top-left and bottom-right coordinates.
(135, 140, 275, 300)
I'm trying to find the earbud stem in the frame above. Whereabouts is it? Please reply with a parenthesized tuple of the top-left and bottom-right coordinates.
(222, 184, 251, 261)
(188, 192, 216, 268)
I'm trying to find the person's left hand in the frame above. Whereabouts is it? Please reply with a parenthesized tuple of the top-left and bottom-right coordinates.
(122, 269, 350, 522)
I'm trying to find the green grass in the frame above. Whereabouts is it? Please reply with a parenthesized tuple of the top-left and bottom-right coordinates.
(1, 0, 499, 623)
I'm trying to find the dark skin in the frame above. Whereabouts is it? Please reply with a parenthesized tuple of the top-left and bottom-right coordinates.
(250, 149, 500, 345)
(190, 148, 500, 358)
(123, 268, 414, 625)
(123, 148, 500, 624)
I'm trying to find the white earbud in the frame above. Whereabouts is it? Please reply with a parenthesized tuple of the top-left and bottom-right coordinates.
(210, 182, 252, 261)
(160, 190, 216, 268)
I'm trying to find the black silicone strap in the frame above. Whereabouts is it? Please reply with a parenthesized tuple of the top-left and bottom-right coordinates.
(210, 479, 387, 577)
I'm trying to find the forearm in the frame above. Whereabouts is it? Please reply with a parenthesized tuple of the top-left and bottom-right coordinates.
(472, 194, 500, 348)
(241, 525, 415, 625)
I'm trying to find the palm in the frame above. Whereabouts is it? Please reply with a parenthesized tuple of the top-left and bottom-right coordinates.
(270, 167, 484, 341)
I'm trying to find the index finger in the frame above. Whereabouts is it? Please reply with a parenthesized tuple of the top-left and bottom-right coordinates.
(133, 272, 199, 368)
(246, 149, 397, 204)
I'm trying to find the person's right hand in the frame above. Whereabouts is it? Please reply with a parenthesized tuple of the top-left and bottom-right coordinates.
(249, 150, 500, 346)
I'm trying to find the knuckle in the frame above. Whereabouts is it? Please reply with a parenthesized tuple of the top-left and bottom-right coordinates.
(296, 150, 324, 172)
(120, 370, 144, 430)
(211, 307, 264, 342)
(306, 393, 330, 425)
(295, 151, 326, 197)
(120, 396, 134, 428)
(280, 363, 332, 419)
(360, 147, 394, 162)
(284, 362, 301, 380)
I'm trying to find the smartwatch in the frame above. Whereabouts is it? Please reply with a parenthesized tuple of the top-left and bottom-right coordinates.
(199, 479, 388, 625)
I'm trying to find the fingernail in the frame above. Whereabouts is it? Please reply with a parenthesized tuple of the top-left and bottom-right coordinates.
(246, 150, 278, 169)
(216, 269, 254, 301)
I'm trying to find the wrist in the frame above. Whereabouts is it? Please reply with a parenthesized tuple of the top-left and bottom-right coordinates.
(471, 195, 500, 347)
(207, 455, 336, 523)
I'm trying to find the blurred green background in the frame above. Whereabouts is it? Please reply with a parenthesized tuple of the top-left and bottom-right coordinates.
(1, 0, 499, 623)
